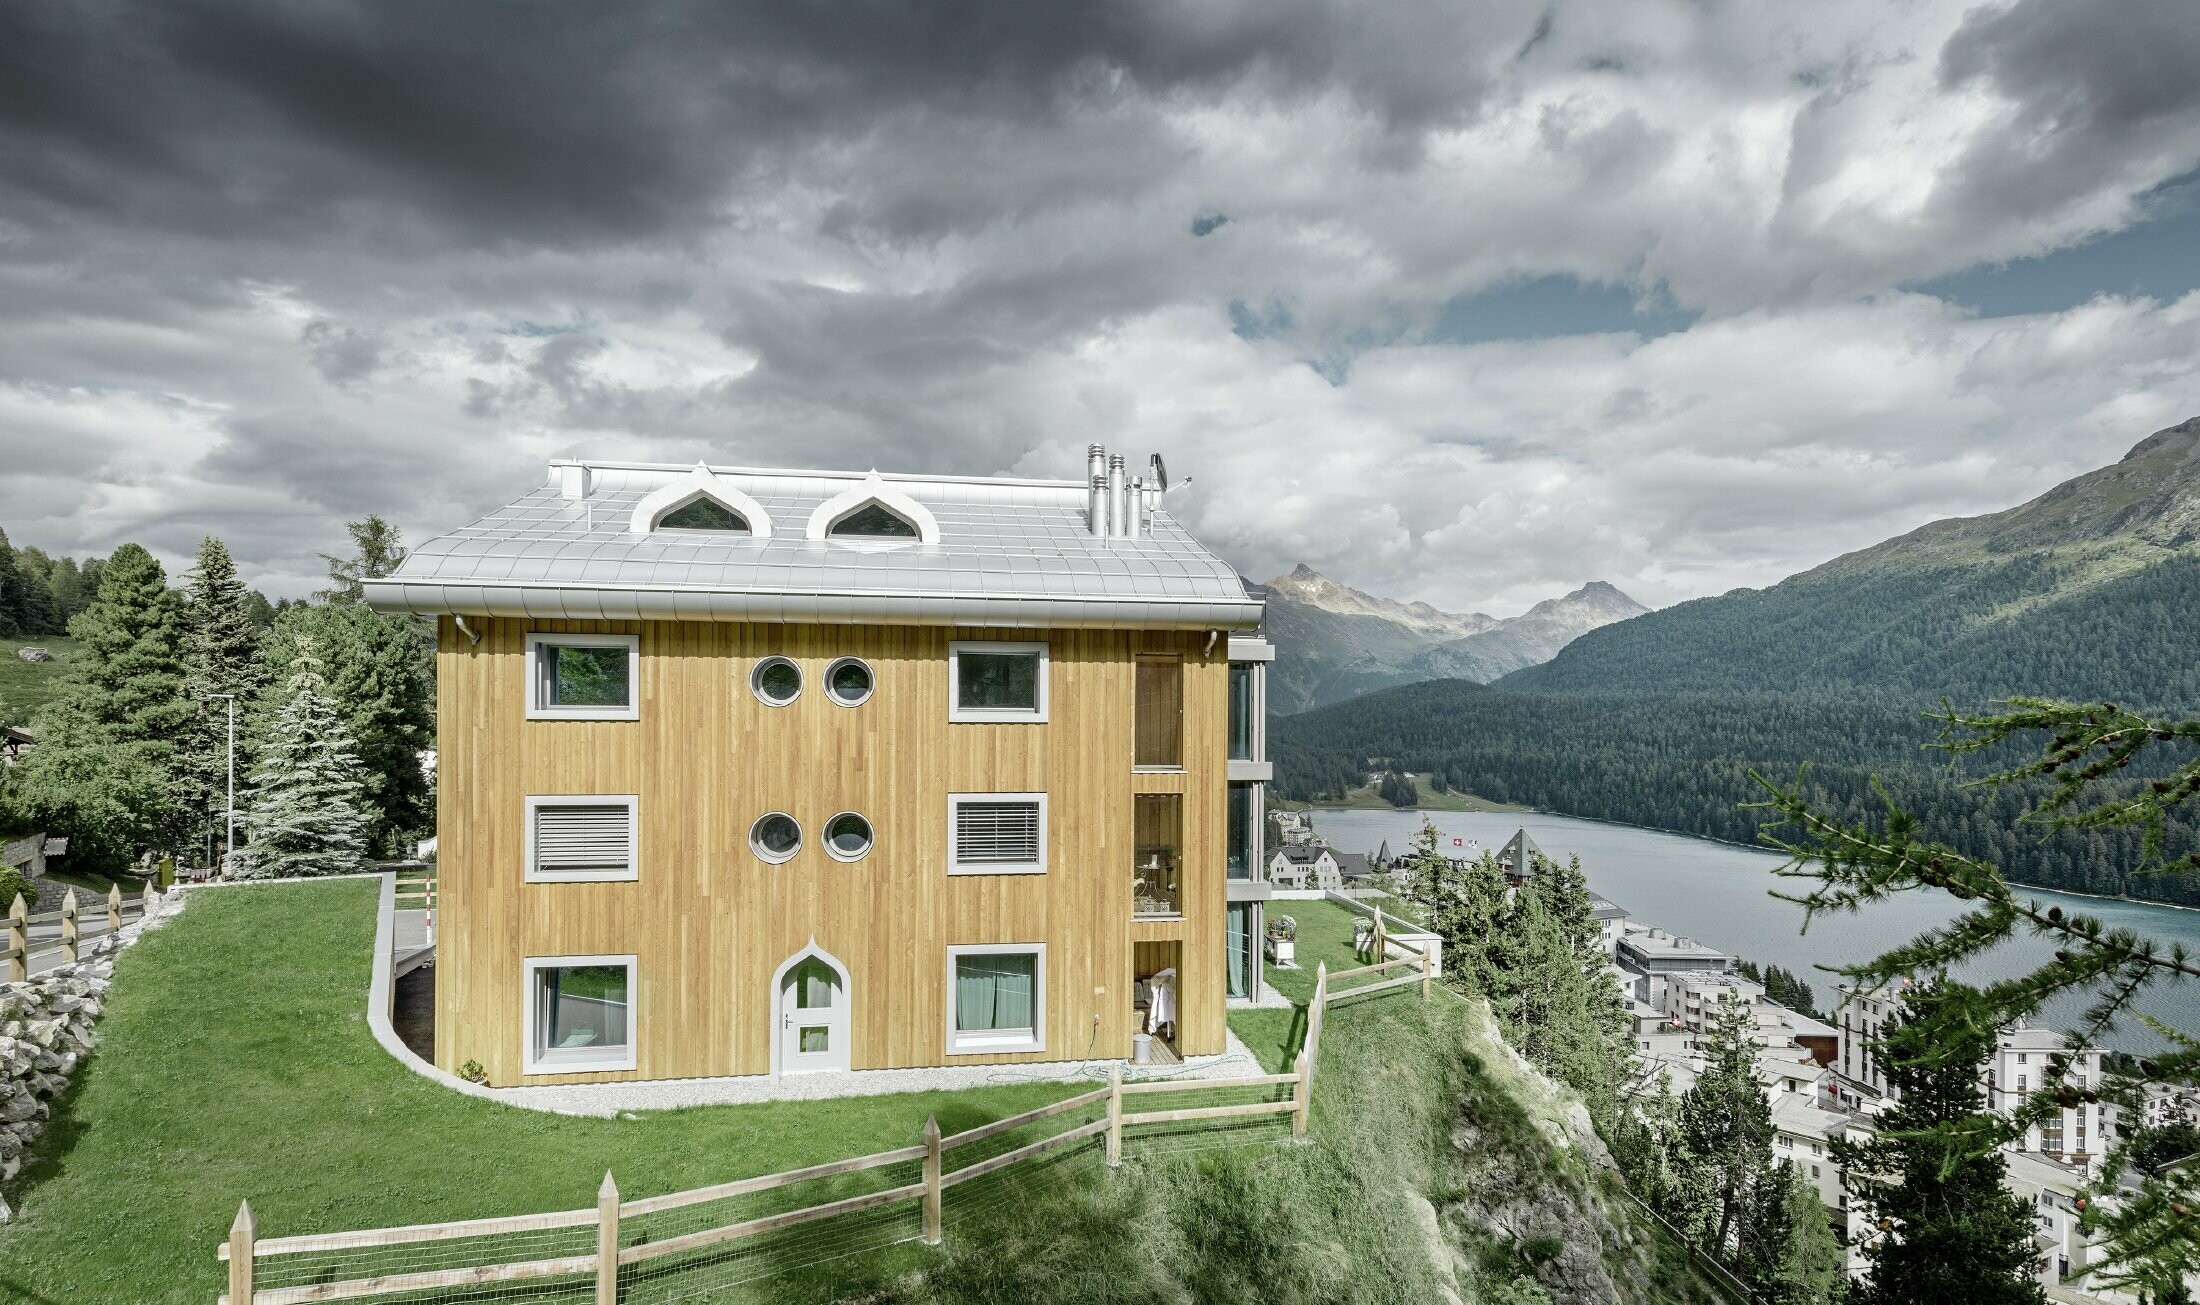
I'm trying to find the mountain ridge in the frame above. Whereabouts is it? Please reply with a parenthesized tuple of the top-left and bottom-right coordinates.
(1260, 568, 1648, 713)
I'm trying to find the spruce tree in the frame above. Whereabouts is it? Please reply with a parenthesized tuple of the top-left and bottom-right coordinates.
(56, 543, 190, 743)
(7, 545, 59, 636)
(1677, 993, 1777, 1256)
(257, 602, 433, 853)
(1834, 979, 2044, 1305)
(16, 543, 191, 869)
(1737, 1163, 1846, 1305)
(230, 640, 371, 879)
(181, 537, 268, 863)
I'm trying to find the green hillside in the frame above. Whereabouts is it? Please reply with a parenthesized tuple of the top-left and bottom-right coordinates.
(0, 635, 80, 727)
(1273, 417, 2200, 907)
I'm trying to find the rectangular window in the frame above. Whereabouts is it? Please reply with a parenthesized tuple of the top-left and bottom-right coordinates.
(1133, 793, 1183, 918)
(524, 955, 636, 1073)
(1228, 663, 1255, 760)
(949, 641, 1048, 722)
(525, 796, 639, 883)
(1226, 783, 1256, 880)
(946, 945, 1045, 1054)
(948, 794, 1047, 874)
(525, 633, 639, 721)
(1134, 654, 1183, 768)
(1226, 903, 1253, 999)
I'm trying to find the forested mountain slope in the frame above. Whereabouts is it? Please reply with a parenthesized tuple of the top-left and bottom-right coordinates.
(1273, 418, 2200, 907)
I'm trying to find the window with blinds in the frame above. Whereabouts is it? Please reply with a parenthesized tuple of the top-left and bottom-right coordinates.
(948, 794, 1046, 874)
(526, 796, 638, 882)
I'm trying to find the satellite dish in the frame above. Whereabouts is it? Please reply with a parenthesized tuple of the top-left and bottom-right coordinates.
(1147, 453, 1169, 492)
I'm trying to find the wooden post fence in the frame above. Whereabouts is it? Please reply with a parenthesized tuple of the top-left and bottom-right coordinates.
(1105, 1062, 1123, 1168)
(921, 1116, 943, 1246)
(143, 881, 157, 916)
(1292, 1050, 1310, 1137)
(107, 884, 122, 934)
(6, 894, 24, 983)
(228, 1201, 255, 1305)
(595, 1172, 619, 1305)
(1305, 961, 1328, 1091)
(58, 890, 77, 965)
(1421, 945, 1433, 1000)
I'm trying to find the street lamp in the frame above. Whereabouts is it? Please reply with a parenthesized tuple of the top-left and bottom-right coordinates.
(205, 693, 237, 873)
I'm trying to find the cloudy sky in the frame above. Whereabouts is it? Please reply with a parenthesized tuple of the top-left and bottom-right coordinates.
(4, 0, 2199, 614)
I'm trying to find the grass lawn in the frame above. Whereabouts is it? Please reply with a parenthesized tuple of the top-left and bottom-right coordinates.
(0, 635, 77, 728)
(0, 879, 1081, 1304)
(1225, 898, 1370, 1075)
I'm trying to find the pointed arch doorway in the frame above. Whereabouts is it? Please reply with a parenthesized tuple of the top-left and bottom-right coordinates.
(772, 944, 851, 1076)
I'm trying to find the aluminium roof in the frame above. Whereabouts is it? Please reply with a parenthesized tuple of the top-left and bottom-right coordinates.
(363, 459, 1263, 630)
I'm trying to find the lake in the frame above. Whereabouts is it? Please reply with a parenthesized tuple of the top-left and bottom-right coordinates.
(1302, 807, 2200, 1053)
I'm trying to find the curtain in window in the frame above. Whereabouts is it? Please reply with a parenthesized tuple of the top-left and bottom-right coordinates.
(955, 954, 1035, 1032)
(1226, 905, 1250, 999)
(792, 959, 837, 1010)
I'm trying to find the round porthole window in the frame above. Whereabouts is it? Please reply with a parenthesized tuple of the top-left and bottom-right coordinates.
(751, 657, 802, 706)
(750, 813, 802, 863)
(824, 812, 874, 862)
(825, 657, 874, 707)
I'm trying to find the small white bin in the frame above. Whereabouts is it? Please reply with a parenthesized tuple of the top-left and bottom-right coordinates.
(1131, 1033, 1153, 1064)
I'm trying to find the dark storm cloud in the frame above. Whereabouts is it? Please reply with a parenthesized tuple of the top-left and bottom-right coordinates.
(0, 0, 1519, 250)
(1937, 0, 2200, 228)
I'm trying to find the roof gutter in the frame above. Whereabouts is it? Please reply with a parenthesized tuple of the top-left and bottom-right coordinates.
(361, 578, 1264, 632)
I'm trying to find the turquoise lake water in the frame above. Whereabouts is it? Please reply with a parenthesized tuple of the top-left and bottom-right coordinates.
(1303, 808, 2200, 1053)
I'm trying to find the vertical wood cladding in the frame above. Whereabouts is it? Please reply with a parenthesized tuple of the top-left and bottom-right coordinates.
(435, 617, 1227, 1085)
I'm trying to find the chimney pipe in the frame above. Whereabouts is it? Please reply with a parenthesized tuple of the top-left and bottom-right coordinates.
(1086, 444, 1107, 536)
(559, 464, 592, 500)
(1128, 477, 1146, 538)
(1107, 454, 1128, 539)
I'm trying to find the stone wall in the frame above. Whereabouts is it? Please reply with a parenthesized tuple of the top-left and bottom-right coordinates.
(0, 886, 187, 1218)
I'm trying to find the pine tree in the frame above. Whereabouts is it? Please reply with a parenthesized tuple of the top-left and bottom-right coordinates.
(1834, 979, 2044, 1305)
(316, 515, 407, 604)
(0, 527, 22, 638)
(7, 545, 59, 635)
(1677, 993, 1777, 1257)
(181, 537, 268, 864)
(230, 640, 371, 880)
(15, 543, 191, 869)
(1737, 1162, 1846, 1305)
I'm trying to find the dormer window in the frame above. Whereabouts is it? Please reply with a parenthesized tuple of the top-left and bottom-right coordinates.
(804, 473, 941, 546)
(626, 465, 774, 539)
(655, 495, 750, 533)
(828, 502, 919, 539)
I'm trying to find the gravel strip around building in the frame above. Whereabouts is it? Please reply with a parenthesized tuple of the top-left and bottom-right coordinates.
(485, 1028, 1275, 1116)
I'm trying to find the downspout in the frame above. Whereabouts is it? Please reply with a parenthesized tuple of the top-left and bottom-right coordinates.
(454, 614, 483, 646)
(1204, 629, 1218, 659)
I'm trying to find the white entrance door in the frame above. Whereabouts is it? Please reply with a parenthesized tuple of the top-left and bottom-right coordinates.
(779, 955, 849, 1074)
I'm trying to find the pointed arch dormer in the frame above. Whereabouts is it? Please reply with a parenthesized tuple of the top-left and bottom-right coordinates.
(628, 464, 774, 538)
(805, 473, 939, 546)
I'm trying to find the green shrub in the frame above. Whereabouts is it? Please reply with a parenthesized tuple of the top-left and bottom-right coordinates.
(0, 866, 34, 912)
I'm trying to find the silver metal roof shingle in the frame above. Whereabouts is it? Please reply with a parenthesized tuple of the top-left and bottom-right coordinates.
(365, 457, 1262, 631)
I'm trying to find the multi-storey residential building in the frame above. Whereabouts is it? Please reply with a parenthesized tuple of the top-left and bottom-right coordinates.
(365, 447, 1271, 1086)
(1836, 985, 2114, 1173)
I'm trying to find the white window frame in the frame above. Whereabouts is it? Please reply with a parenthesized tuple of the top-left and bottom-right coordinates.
(947, 640, 1049, 723)
(524, 794, 639, 884)
(823, 656, 875, 707)
(822, 811, 874, 863)
(944, 943, 1046, 1055)
(525, 633, 640, 721)
(523, 953, 638, 1074)
(947, 792, 1048, 875)
(750, 656, 803, 707)
(749, 812, 804, 865)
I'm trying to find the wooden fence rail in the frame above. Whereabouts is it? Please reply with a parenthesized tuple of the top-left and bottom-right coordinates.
(217, 935, 1440, 1304)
